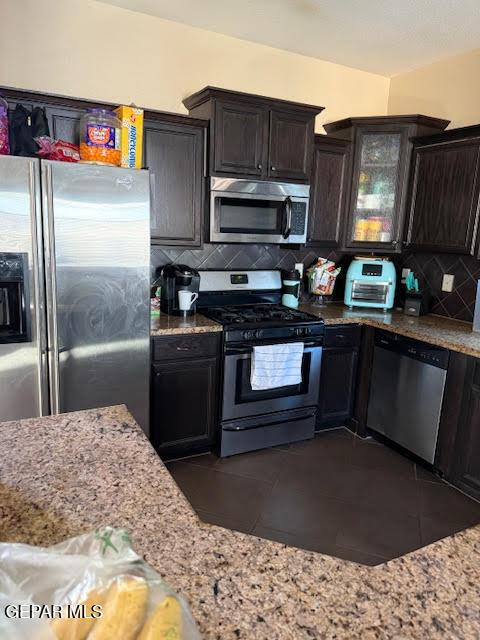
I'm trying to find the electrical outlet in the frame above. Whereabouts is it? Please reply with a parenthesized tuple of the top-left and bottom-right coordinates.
(295, 263, 304, 278)
(442, 274, 455, 292)
(401, 268, 411, 281)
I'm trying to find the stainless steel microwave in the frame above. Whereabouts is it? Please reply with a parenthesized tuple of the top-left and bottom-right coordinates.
(210, 177, 309, 244)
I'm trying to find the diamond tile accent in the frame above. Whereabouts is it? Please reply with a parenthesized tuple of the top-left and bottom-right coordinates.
(152, 243, 338, 278)
(401, 252, 480, 322)
(152, 244, 480, 320)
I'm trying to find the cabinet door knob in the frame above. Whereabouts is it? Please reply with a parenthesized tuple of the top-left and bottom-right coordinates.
(257, 163, 262, 170)
(271, 166, 276, 171)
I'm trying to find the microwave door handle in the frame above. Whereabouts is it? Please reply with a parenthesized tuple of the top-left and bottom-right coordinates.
(282, 196, 292, 240)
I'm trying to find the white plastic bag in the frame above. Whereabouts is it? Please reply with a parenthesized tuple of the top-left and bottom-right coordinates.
(0, 527, 200, 639)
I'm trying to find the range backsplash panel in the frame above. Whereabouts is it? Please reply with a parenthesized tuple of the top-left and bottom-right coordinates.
(152, 245, 353, 303)
(151, 243, 340, 278)
(152, 245, 480, 320)
(401, 252, 480, 322)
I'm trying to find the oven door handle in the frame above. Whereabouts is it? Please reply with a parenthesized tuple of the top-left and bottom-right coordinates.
(282, 196, 292, 240)
(225, 340, 323, 355)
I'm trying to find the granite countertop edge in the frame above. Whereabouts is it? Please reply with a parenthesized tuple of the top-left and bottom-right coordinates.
(151, 306, 480, 359)
(1, 404, 479, 639)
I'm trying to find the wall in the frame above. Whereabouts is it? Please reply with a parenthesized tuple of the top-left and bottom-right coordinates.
(388, 49, 480, 128)
(0, 0, 390, 133)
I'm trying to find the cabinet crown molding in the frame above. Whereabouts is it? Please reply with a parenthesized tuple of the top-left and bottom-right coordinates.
(324, 114, 450, 135)
(183, 86, 324, 116)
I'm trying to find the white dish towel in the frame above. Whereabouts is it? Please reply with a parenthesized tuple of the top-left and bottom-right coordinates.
(250, 342, 304, 391)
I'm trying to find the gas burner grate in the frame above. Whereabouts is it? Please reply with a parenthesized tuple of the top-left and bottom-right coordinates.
(203, 303, 320, 325)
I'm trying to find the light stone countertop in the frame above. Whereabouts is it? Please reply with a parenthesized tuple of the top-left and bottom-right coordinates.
(151, 302, 480, 359)
(299, 302, 480, 358)
(1, 405, 479, 639)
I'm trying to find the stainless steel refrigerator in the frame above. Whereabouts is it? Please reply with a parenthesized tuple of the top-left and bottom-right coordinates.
(0, 155, 150, 432)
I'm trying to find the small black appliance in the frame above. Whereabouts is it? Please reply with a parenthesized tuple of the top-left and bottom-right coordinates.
(158, 264, 200, 316)
(404, 291, 431, 317)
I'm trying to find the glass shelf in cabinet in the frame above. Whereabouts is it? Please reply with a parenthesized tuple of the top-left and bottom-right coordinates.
(361, 162, 398, 168)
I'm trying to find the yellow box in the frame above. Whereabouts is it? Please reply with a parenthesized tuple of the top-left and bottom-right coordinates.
(115, 106, 144, 169)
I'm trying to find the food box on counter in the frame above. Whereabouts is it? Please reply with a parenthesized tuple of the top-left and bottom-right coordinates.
(115, 106, 144, 169)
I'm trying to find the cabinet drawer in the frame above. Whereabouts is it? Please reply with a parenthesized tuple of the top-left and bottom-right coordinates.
(152, 332, 220, 362)
(324, 324, 361, 348)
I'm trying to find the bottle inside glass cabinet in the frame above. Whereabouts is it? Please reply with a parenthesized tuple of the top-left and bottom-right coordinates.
(352, 133, 401, 244)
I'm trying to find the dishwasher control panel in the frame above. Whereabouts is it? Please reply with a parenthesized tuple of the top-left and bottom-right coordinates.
(374, 330, 449, 370)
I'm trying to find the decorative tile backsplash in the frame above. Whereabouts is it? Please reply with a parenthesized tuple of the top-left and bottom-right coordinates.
(401, 252, 480, 322)
(151, 244, 480, 322)
(151, 243, 340, 278)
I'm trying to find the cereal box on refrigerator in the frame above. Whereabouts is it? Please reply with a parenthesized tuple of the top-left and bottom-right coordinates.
(115, 106, 144, 169)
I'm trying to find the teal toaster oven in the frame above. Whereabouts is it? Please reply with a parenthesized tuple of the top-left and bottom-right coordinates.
(344, 258, 396, 311)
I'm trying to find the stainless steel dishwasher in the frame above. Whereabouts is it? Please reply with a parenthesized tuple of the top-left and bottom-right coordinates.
(367, 330, 449, 463)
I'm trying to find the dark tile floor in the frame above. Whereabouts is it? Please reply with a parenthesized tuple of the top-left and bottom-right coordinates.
(166, 429, 480, 566)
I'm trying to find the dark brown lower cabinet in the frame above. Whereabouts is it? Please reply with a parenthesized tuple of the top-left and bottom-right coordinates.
(350, 325, 375, 437)
(150, 333, 221, 460)
(436, 352, 480, 501)
(317, 325, 361, 430)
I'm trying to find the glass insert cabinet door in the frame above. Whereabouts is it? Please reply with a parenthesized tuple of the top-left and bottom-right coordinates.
(349, 131, 402, 245)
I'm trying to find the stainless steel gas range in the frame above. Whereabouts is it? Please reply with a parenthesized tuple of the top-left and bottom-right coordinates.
(198, 270, 324, 457)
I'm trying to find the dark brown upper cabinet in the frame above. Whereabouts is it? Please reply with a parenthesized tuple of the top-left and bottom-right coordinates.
(213, 100, 266, 176)
(324, 115, 449, 253)
(4, 91, 84, 146)
(307, 135, 351, 248)
(1, 87, 209, 247)
(144, 117, 206, 246)
(183, 87, 323, 183)
(405, 126, 480, 256)
(268, 108, 315, 181)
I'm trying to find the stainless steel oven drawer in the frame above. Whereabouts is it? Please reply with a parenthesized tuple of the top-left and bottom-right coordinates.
(221, 408, 316, 456)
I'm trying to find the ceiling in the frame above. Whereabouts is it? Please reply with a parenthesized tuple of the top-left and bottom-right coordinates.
(97, 0, 480, 76)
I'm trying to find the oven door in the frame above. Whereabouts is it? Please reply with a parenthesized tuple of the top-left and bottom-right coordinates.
(222, 341, 322, 421)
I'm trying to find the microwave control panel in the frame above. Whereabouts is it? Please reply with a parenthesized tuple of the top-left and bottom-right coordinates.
(291, 202, 307, 235)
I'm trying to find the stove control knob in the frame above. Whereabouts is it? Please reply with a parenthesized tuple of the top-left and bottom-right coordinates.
(242, 330, 251, 340)
(255, 329, 263, 339)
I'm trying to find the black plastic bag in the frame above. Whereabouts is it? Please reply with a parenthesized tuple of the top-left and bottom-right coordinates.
(8, 104, 50, 157)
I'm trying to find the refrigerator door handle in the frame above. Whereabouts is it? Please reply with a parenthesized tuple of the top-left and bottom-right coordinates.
(42, 162, 61, 414)
(28, 159, 49, 415)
